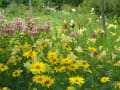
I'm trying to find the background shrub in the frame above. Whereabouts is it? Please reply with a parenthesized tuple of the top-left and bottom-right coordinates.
(87, 0, 120, 17)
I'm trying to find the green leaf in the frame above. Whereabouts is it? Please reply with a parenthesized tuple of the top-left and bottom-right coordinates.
(32, 71, 39, 75)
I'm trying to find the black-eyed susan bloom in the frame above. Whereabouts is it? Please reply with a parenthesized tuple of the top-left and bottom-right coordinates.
(68, 63, 79, 72)
(69, 76, 85, 86)
(39, 42, 47, 48)
(33, 75, 54, 88)
(0, 48, 4, 52)
(0, 63, 8, 72)
(32, 75, 47, 84)
(66, 86, 75, 90)
(116, 81, 120, 88)
(12, 69, 23, 77)
(63, 44, 72, 51)
(100, 76, 110, 83)
(23, 50, 37, 58)
(43, 76, 55, 88)
(30, 62, 46, 74)
(54, 66, 66, 72)
(61, 58, 73, 65)
(32, 88, 38, 90)
(79, 60, 90, 69)
(47, 52, 57, 60)
(114, 61, 120, 66)
(33, 88, 38, 90)
(88, 47, 97, 52)
(0, 87, 9, 90)
(48, 57, 59, 65)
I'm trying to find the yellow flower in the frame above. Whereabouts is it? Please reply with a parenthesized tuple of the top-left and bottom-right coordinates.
(43, 77, 55, 88)
(39, 42, 47, 48)
(12, 69, 23, 77)
(88, 47, 97, 52)
(68, 63, 79, 72)
(66, 86, 75, 90)
(47, 52, 57, 60)
(48, 57, 59, 65)
(33, 75, 55, 88)
(33, 88, 38, 90)
(61, 58, 73, 64)
(22, 43, 31, 51)
(23, 50, 37, 58)
(55, 66, 66, 72)
(106, 60, 111, 64)
(114, 61, 120, 66)
(100, 76, 110, 83)
(108, 24, 117, 29)
(31, 62, 46, 74)
(33, 75, 46, 84)
(116, 81, 120, 88)
(63, 44, 72, 51)
(111, 53, 116, 60)
(114, 46, 120, 51)
(79, 60, 90, 69)
(1, 87, 8, 90)
(8, 56, 22, 65)
(69, 76, 85, 86)
(0, 63, 8, 72)
(110, 32, 116, 36)
(116, 37, 120, 42)
(0, 48, 4, 52)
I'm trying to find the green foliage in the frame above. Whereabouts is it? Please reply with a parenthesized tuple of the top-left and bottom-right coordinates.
(32, 0, 45, 11)
(47, 0, 83, 9)
(61, 4, 75, 12)
(0, 0, 2, 6)
(83, 0, 88, 5)
(4, 1, 29, 17)
(77, 6, 90, 14)
(87, 0, 120, 17)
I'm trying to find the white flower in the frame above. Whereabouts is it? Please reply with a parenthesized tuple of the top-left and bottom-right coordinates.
(107, 24, 117, 29)
(69, 20, 74, 26)
(91, 8, 94, 12)
(67, 52, 78, 60)
(64, 19, 67, 23)
(75, 46, 83, 53)
(116, 37, 120, 42)
(91, 8, 94, 11)
(71, 20, 74, 23)
(72, 9, 76, 12)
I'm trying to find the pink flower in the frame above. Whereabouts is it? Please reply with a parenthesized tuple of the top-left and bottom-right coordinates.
(101, 33, 104, 37)
(0, 19, 4, 24)
(70, 32, 79, 37)
(0, 14, 4, 19)
(32, 17, 40, 22)
(93, 52, 98, 56)
(92, 33, 97, 38)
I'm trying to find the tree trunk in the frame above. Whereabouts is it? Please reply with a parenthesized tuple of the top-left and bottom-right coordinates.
(101, 0, 105, 31)
(29, 0, 32, 15)
(16, 0, 19, 7)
